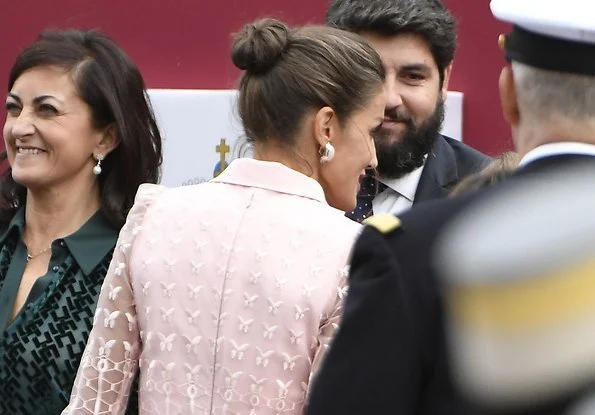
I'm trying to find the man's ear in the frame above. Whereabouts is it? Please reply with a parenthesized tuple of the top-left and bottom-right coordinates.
(440, 63, 453, 101)
(499, 66, 520, 128)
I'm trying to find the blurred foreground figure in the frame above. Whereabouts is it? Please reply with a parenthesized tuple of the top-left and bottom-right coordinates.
(437, 162, 595, 415)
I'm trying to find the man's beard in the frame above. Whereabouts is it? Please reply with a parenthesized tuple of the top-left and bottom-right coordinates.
(374, 99, 445, 179)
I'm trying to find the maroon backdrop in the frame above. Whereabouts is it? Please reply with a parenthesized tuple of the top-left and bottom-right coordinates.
(0, 0, 512, 155)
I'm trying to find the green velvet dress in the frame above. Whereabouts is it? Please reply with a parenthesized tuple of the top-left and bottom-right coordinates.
(0, 208, 138, 414)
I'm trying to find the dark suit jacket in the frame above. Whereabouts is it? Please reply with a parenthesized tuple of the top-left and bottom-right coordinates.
(307, 154, 595, 415)
(413, 134, 491, 203)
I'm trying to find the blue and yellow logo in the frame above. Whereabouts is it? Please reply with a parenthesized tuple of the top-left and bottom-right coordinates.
(214, 138, 230, 178)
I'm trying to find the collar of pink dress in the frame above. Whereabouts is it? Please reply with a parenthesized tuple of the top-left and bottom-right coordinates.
(212, 158, 328, 204)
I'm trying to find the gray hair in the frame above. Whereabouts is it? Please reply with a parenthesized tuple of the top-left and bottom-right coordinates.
(512, 62, 595, 121)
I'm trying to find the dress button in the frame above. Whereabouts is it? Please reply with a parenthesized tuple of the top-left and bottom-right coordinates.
(59, 241, 65, 247)
(52, 266, 59, 272)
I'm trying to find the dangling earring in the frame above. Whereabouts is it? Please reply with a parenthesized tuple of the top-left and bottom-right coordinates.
(319, 142, 335, 164)
(92, 154, 104, 175)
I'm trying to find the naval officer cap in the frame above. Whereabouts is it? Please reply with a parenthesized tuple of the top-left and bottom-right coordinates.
(491, 0, 595, 75)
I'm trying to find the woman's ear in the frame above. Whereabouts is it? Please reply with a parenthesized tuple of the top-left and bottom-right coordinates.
(94, 124, 120, 157)
(313, 106, 338, 148)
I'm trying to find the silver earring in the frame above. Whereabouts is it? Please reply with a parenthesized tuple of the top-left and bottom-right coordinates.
(320, 142, 335, 164)
(92, 154, 104, 175)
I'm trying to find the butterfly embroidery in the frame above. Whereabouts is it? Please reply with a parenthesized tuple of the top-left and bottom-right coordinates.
(183, 335, 202, 354)
(249, 271, 262, 285)
(103, 310, 120, 328)
(184, 364, 202, 383)
(125, 313, 136, 332)
(294, 305, 309, 321)
(282, 353, 301, 371)
(302, 284, 315, 297)
(118, 242, 131, 254)
(262, 323, 278, 340)
(255, 348, 275, 367)
(276, 380, 293, 399)
(98, 337, 116, 357)
(108, 284, 123, 301)
(289, 329, 304, 345)
(188, 285, 203, 300)
(164, 259, 177, 272)
(114, 262, 126, 277)
(160, 307, 175, 323)
(161, 362, 176, 381)
(193, 239, 207, 252)
(230, 341, 249, 360)
(161, 282, 176, 298)
(267, 299, 282, 315)
(243, 293, 258, 309)
(141, 258, 153, 271)
(123, 341, 134, 358)
(142, 281, 152, 296)
(190, 261, 204, 275)
(158, 333, 176, 352)
(249, 376, 267, 394)
(238, 317, 254, 334)
(186, 309, 201, 325)
(198, 220, 211, 231)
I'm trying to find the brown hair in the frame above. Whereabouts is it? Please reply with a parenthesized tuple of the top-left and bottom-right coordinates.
(231, 18, 385, 149)
(450, 152, 521, 197)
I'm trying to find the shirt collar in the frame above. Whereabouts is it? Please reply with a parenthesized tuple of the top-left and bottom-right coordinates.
(63, 211, 118, 276)
(212, 158, 328, 204)
(0, 207, 25, 245)
(520, 142, 595, 167)
(379, 162, 426, 202)
(0, 208, 118, 276)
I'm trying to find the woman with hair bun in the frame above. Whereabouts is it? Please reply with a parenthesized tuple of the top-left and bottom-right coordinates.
(63, 18, 385, 414)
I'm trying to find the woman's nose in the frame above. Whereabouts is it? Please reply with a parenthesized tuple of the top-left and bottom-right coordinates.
(8, 113, 35, 139)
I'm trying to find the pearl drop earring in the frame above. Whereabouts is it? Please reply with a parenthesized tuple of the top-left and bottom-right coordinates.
(93, 154, 104, 175)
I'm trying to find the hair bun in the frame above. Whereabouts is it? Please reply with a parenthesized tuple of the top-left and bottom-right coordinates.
(232, 19, 290, 74)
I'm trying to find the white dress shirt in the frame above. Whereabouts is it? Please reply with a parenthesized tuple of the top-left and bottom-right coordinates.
(372, 163, 426, 216)
(520, 142, 595, 167)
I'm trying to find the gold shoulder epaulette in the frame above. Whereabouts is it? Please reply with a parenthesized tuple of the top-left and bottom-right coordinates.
(363, 213, 401, 234)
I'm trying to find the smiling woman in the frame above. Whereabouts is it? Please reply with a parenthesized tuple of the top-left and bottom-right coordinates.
(0, 30, 162, 415)
(5, 66, 110, 194)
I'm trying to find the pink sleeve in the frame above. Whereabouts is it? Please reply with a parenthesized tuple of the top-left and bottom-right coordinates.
(62, 184, 166, 415)
(308, 264, 350, 390)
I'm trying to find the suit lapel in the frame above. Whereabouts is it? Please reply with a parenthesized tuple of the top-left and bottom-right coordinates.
(414, 135, 459, 203)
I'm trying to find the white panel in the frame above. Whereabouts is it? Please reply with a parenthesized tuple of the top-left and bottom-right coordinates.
(147, 89, 243, 188)
(148, 89, 464, 187)
(442, 90, 464, 142)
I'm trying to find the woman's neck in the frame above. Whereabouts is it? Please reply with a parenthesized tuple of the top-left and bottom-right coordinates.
(254, 142, 319, 181)
(23, 181, 101, 249)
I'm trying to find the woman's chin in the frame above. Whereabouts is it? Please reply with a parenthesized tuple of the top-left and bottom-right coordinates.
(328, 199, 356, 214)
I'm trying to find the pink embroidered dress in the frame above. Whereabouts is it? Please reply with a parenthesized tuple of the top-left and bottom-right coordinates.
(62, 158, 361, 414)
